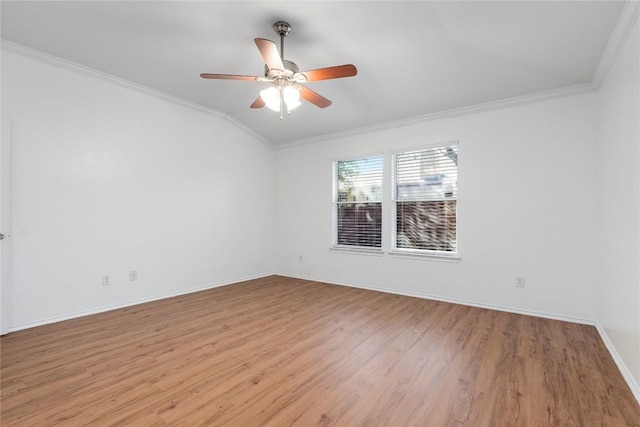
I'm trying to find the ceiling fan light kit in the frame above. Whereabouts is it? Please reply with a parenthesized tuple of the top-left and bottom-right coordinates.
(260, 85, 301, 113)
(200, 21, 357, 120)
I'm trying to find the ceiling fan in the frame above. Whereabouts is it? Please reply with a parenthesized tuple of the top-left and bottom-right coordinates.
(200, 21, 358, 119)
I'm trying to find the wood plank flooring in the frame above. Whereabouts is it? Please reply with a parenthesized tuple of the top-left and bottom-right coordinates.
(2, 275, 639, 426)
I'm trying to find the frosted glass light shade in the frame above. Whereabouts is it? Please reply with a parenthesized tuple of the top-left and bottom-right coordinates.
(283, 86, 301, 110)
(260, 87, 281, 112)
(260, 85, 301, 112)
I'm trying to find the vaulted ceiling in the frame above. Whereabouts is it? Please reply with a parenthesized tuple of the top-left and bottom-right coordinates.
(1, 1, 626, 146)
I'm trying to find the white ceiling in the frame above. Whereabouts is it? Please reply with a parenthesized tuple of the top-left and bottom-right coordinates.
(1, 1, 626, 146)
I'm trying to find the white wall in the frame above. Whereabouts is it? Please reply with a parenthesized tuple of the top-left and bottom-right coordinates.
(275, 93, 599, 321)
(596, 16, 640, 394)
(1, 50, 276, 330)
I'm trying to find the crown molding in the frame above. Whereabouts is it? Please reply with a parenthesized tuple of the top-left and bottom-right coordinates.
(592, 0, 640, 89)
(0, 40, 274, 149)
(277, 83, 595, 150)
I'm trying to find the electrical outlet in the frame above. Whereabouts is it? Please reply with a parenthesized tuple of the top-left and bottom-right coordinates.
(129, 270, 138, 281)
(102, 275, 111, 286)
(516, 276, 525, 288)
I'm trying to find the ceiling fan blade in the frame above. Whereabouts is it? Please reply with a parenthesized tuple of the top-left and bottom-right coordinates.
(250, 96, 265, 109)
(299, 86, 332, 108)
(200, 73, 259, 81)
(255, 38, 284, 71)
(300, 64, 358, 82)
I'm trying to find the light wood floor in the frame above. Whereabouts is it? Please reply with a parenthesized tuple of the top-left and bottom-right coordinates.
(2, 276, 639, 426)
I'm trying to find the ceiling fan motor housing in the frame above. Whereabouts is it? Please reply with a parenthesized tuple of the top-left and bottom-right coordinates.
(264, 59, 299, 80)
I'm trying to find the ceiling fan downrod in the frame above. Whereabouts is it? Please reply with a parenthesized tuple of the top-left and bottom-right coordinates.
(273, 21, 291, 61)
(273, 21, 293, 119)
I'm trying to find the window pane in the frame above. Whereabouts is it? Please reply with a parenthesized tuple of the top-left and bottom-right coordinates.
(337, 157, 383, 202)
(337, 202, 382, 247)
(396, 200, 457, 252)
(396, 146, 457, 201)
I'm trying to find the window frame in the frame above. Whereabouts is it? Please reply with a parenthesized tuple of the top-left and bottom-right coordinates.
(390, 141, 460, 260)
(331, 153, 384, 254)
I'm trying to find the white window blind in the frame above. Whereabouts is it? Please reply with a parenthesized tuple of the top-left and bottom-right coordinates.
(333, 155, 383, 249)
(393, 143, 458, 254)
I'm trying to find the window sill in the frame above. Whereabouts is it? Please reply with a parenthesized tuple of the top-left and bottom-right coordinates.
(389, 250, 460, 262)
(330, 246, 384, 256)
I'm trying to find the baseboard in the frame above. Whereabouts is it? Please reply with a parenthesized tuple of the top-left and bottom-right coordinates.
(8, 272, 274, 333)
(280, 272, 595, 325)
(594, 322, 640, 405)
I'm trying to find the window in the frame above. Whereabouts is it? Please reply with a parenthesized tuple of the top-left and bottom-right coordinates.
(333, 155, 383, 249)
(393, 143, 458, 256)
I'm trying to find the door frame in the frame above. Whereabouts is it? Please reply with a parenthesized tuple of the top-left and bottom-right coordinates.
(1, 114, 12, 335)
